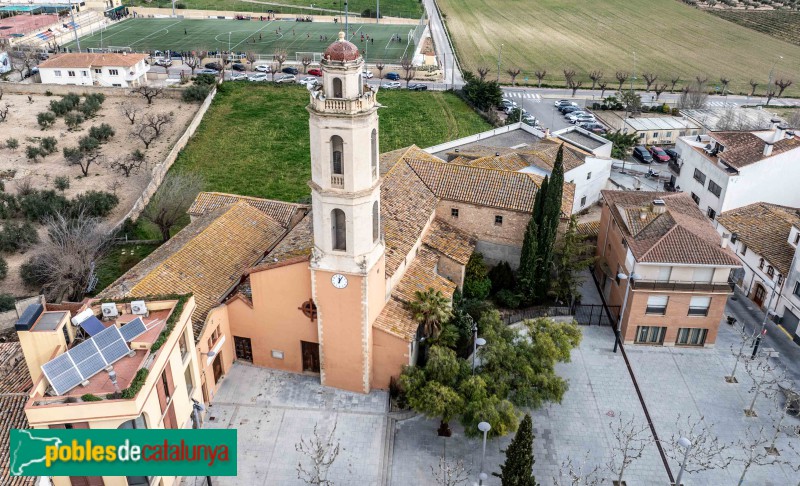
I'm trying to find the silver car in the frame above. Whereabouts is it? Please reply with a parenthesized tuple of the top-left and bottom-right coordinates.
(275, 74, 296, 84)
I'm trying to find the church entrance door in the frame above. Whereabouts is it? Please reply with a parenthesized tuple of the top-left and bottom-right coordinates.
(301, 341, 320, 373)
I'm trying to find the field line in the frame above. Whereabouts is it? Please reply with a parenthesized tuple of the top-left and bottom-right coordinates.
(128, 19, 184, 48)
(230, 20, 274, 51)
(86, 22, 136, 43)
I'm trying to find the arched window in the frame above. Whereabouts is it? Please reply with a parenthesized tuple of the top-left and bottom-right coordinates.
(331, 135, 344, 175)
(372, 201, 380, 242)
(371, 129, 378, 178)
(333, 77, 343, 98)
(332, 209, 346, 251)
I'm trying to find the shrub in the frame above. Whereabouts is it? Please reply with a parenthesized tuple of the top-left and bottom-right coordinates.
(18, 189, 69, 221)
(25, 145, 42, 162)
(72, 190, 119, 217)
(84, 92, 105, 105)
(89, 123, 115, 143)
(39, 136, 58, 155)
(495, 289, 523, 309)
(193, 73, 216, 86)
(0, 221, 40, 252)
(463, 252, 492, 300)
(175, 1, 186, 8)
(0, 293, 14, 312)
(81, 393, 103, 402)
(79, 98, 102, 118)
(6, 137, 18, 150)
(489, 261, 516, 293)
(44, 90, 53, 96)
(183, 84, 212, 102)
(20, 255, 48, 288)
(62, 93, 80, 109)
(48, 99, 72, 116)
(64, 111, 84, 130)
(121, 368, 149, 399)
(54, 176, 70, 191)
(36, 111, 56, 129)
(0, 256, 6, 280)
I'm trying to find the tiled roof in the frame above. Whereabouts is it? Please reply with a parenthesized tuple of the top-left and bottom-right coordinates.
(453, 140, 588, 173)
(602, 190, 740, 266)
(379, 146, 413, 175)
(460, 153, 530, 171)
(0, 342, 34, 486)
(188, 192, 305, 228)
(38, 52, 147, 69)
(251, 212, 314, 271)
(423, 219, 476, 265)
(712, 131, 800, 169)
(576, 220, 601, 237)
(444, 145, 513, 159)
(518, 140, 588, 172)
(393, 247, 458, 303)
(0, 343, 32, 394)
(717, 202, 800, 275)
(374, 298, 418, 341)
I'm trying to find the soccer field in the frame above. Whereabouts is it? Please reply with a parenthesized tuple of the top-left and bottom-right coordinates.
(63, 18, 415, 62)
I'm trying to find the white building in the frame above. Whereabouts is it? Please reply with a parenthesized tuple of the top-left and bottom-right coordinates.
(37, 52, 149, 87)
(717, 202, 800, 344)
(669, 121, 800, 221)
(622, 116, 701, 146)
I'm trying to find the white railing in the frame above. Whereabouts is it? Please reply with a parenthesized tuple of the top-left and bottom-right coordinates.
(331, 174, 344, 188)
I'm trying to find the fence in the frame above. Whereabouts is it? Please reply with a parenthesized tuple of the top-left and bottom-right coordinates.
(503, 303, 620, 326)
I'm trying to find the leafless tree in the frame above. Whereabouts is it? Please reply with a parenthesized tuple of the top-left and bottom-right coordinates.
(273, 49, 287, 73)
(184, 52, 201, 74)
(118, 101, 140, 125)
(63, 138, 101, 177)
(569, 79, 583, 96)
(22, 211, 115, 302)
(720, 77, 730, 95)
(776, 78, 793, 97)
(615, 71, 629, 91)
(677, 81, 708, 109)
(301, 56, 312, 74)
(403, 67, 416, 88)
(245, 51, 257, 70)
(217, 52, 229, 80)
(477, 67, 489, 82)
(553, 452, 604, 486)
(563, 69, 576, 86)
(106, 178, 123, 195)
(766, 385, 799, 455)
(295, 420, 341, 486)
(430, 454, 470, 486)
(642, 72, 657, 91)
(506, 67, 521, 86)
(131, 85, 163, 105)
(375, 62, 385, 80)
(271, 62, 279, 81)
(749, 79, 759, 97)
(726, 326, 755, 383)
(110, 150, 146, 177)
(695, 75, 708, 86)
(0, 103, 10, 122)
(669, 75, 681, 93)
(735, 425, 788, 485)
(787, 110, 800, 129)
(141, 112, 173, 138)
(400, 56, 414, 86)
(588, 70, 603, 90)
(534, 69, 547, 88)
(130, 121, 158, 150)
(598, 81, 608, 99)
(141, 172, 204, 242)
(765, 85, 777, 106)
(606, 413, 652, 485)
(10, 48, 38, 79)
(654, 84, 668, 100)
(744, 356, 785, 417)
(661, 415, 733, 476)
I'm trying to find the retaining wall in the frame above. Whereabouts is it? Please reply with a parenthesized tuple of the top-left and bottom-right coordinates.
(0, 81, 186, 99)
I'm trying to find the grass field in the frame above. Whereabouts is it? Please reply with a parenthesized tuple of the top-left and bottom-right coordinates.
(438, 0, 800, 96)
(170, 83, 490, 201)
(64, 18, 415, 62)
(710, 10, 800, 47)
(125, 0, 422, 19)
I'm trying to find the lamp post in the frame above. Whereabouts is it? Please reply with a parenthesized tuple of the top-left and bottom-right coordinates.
(471, 319, 485, 374)
(69, 3, 81, 53)
(496, 43, 504, 83)
(478, 421, 491, 485)
(614, 271, 640, 353)
(674, 437, 692, 486)
(752, 278, 777, 359)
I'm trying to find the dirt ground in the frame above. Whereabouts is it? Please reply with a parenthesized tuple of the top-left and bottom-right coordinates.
(0, 90, 197, 297)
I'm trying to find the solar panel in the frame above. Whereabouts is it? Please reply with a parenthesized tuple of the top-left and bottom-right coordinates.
(94, 325, 130, 363)
(79, 316, 105, 336)
(70, 338, 107, 378)
(41, 353, 83, 396)
(119, 317, 147, 342)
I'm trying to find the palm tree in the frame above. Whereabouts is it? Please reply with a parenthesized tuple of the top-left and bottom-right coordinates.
(408, 288, 452, 338)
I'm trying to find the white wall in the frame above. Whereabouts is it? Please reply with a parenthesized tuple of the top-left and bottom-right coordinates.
(723, 149, 800, 213)
(674, 137, 731, 219)
(39, 60, 148, 87)
(567, 156, 612, 213)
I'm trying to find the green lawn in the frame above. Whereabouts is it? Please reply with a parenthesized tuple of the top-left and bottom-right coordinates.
(91, 243, 160, 295)
(170, 83, 490, 202)
(125, 0, 422, 19)
(438, 0, 800, 96)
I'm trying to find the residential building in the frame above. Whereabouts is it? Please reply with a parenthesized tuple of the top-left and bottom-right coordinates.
(669, 122, 800, 221)
(681, 107, 781, 133)
(717, 202, 800, 344)
(16, 297, 203, 486)
(37, 52, 149, 87)
(622, 116, 701, 146)
(595, 191, 740, 347)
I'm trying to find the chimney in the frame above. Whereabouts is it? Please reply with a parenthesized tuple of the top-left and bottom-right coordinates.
(773, 124, 788, 144)
(764, 142, 774, 157)
(651, 199, 667, 214)
(721, 232, 731, 249)
(639, 208, 648, 220)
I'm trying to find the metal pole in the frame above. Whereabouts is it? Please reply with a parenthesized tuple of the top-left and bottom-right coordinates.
(376, 0, 379, 23)
(614, 274, 634, 353)
(471, 322, 478, 374)
(345, 1, 349, 38)
(172, 0, 176, 17)
(228, 32, 231, 53)
(496, 43, 503, 82)
(70, 4, 81, 53)
(675, 442, 691, 486)
(630, 51, 636, 92)
(752, 283, 777, 358)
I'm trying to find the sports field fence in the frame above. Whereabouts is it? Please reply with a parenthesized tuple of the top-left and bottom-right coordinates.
(410, 13, 426, 48)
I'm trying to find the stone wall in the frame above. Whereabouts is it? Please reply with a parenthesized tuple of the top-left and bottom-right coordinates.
(0, 81, 186, 100)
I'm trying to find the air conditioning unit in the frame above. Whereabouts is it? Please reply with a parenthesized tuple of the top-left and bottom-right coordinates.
(70, 309, 94, 327)
(100, 303, 119, 319)
(130, 300, 148, 316)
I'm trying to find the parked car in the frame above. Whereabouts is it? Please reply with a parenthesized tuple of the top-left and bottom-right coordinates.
(555, 99, 576, 107)
(255, 64, 272, 73)
(408, 83, 428, 91)
(363, 70, 374, 79)
(308, 68, 322, 76)
(665, 148, 680, 161)
(566, 111, 590, 120)
(571, 115, 596, 125)
(247, 73, 269, 82)
(580, 122, 606, 134)
(231, 63, 246, 72)
(632, 146, 654, 164)
(275, 74, 296, 83)
(154, 58, 172, 67)
(37, 52, 49, 61)
(522, 115, 537, 125)
(282, 66, 299, 75)
(205, 62, 223, 71)
(386, 72, 401, 81)
(196, 68, 218, 75)
(381, 81, 402, 89)
(560, 105, 582, 114)
(298, 76, 319, 87)
(501, 98, 518, 109)
(649, 146, 671, 163)
(230, 72, 248, 81)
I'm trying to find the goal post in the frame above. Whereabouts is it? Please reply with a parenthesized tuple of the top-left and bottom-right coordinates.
(295, 51, 323, 62)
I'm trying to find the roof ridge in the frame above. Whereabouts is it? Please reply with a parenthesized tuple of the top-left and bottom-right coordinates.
(383, 145, 419, 178)
(199, 191, 303, 207)
(638, 223, 680, 261)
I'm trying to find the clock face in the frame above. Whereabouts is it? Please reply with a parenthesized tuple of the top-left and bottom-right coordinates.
(331, 274, 348, 289)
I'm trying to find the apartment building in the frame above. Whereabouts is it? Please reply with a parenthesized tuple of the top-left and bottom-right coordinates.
(595, 191, 741, 347)
(16, 296, 202, 486)
(38, 52, 149, 87)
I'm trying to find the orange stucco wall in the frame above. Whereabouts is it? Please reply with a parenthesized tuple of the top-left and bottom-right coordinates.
(197, 305, 235, 402)
(371, 328, 410, 390)
(230, 261, 317, 372)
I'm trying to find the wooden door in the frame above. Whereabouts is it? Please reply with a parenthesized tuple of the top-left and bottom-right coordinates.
(301, 341, 320, 373)
(753, 283, 767, 307)
(212, 353, 224, 382)
(234, 336, 253, 362)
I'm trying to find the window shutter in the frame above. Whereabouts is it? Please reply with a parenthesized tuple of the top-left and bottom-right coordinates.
(647, 295, 669, 307)
(690, 296, 711, 308)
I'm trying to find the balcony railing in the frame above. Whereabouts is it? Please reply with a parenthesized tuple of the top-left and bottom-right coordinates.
(631, 279, 733, 293)
(331, 174, 344, 188)
(668, 160, 682, 175)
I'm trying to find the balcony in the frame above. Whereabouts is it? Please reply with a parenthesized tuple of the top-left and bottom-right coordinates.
(668, 159, 682, 175)
(631, 279, 733, 293)
(331, 174, 344, 188)
(310, 94, 375, 115)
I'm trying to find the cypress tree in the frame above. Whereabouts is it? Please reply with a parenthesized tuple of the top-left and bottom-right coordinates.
(496, 414, 538, 486)
(518, 177, 547, 301)
(533, 145, 565, 298)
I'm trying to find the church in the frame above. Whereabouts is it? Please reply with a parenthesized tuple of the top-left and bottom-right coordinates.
(101, 33, 578, 398)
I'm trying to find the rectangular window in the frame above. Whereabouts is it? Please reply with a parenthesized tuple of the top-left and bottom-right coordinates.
(676, 327, 708, 346)
(688, 296, 711, 316)
(693, 267, 714, 283)
(707, 207, 716, 220)
(692, 130, 698, 135)
(658, 266, 672, 282)
(795, 233, 800, 245)
(495, 215, 503, 226)
(207, 326, 220, 350)
(580, 196, 587, 207)
(639, 133, 645, 139)
(451, 208, 459, 218)
(708, 180, 722, 197)
(94, 68, 102, 74)
(109, 69, 119, 76)
(54, 70, 62, 77)
(759, 259, 765, 270)
(794, 282, 800, 298)
(635, 326, 666, 344)
(81, 70, 88, 77)
(179, 332, 189, 362)
(691, 192, 700, 205)
(68, 70, 76, 77)
(693, 168, 706, 185)
(679, 131, 686, 137)
(184, 364, 194, 396)
(767, 266, 775, 277)
(161, 370, 171, 400)
(645, 295, 669, 315)
(666, 131, 672, 138)
(586, 172, 592, 180)
(741, 244, 747, 256)
(653, 132, 659, 138)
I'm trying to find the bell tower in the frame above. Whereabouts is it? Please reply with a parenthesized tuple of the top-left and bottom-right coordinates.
(308, 32, 386, 393)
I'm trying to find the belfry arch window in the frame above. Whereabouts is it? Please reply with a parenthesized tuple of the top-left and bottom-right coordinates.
(372, 201, 380, 242)
(332, 209, 346, 251)
(331, 135, 344, 175)
(333, 77, 343, 98)
(371, 129, 378, 178)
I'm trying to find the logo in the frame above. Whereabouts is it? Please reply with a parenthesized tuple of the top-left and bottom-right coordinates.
(11, 429, 237, 477)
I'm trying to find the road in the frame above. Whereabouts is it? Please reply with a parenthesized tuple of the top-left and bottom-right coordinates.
(421, 0, 462, 87)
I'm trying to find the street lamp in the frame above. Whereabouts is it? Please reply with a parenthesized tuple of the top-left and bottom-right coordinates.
(614, 271, 640, 353)
(674, 437, 692, 486)
(471, 319, 486, 374)
(752, 278, 778, 358)
(496, 43, 504, 83)
(228, 32, 232, 53)
(478, 421, 491, 485)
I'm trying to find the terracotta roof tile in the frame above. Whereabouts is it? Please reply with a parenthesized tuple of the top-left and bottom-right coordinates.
(393, 247, 458, 303)
(712, 131, 800, 169)
(423, 219, 476, 265)
(459, 152, 530, 171)
(0, 343, 32, 395)
(0, 395, 33, 486)
(602, 190, 740, 266)
(379, 146, 414, 175)
(576, 220, 600, 237)
(38, 52, 147, 69)
(717, 202, 800, 275)
(188, 192, 305, 228)
(251, 212, 314, 271)
(373, 298, 418, 341)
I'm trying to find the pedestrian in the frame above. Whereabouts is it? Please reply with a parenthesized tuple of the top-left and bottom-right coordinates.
(184, 28, 187, 35)
(259, 33, 262, 40)
(371, 37, 373, 44)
